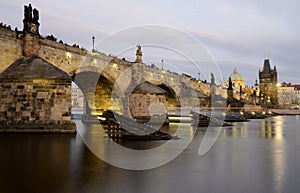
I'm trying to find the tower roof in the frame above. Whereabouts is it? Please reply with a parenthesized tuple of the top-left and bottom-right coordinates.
(132, 81, 166, 94)
(260, 58, 277, 74)
(0, 55, 70, 79)
(262, 59, 271, 73)
(229, 68, 244, 81)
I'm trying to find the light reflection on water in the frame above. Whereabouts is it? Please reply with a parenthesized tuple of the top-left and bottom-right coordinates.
(222, 116, 298, 140)
(0, 116, 300, 193)
(220, 116, 300, 193)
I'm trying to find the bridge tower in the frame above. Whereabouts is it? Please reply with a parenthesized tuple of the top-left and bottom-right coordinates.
(259, 58, 278, 108)
(22, 4, 40, 57)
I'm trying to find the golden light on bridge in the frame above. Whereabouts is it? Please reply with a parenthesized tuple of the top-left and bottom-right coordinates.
(65, 52, 72, 59)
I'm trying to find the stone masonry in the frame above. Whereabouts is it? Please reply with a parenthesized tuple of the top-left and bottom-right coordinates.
(0, 55, 72, 122)
(129, 81, 167, 121)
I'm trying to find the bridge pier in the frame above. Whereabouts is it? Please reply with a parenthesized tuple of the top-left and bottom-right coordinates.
(0, 55, 76, 133)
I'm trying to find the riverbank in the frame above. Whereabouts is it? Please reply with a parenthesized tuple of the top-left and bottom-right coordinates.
(269, 109, 300, 115)
(0, 120, 76, 133)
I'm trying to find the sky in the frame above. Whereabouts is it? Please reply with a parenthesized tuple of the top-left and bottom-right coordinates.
(1, 0, 300, 86)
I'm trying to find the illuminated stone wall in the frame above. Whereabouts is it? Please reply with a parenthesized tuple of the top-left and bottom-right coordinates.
(0, 79, 71, 121)
(0, 28, 23, 73)
(129, 93, 167, 118)
(0, 55, 72, 122)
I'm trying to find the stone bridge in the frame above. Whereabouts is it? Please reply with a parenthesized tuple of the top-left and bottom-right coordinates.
(0, 4, 235, 118)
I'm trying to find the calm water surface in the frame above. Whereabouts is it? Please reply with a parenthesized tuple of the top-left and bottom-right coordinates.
(1, 115, 300, 193)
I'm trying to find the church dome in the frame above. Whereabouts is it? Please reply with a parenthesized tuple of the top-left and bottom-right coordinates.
(229, 68, 244, 81)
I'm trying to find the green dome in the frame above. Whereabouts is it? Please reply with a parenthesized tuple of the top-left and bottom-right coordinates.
(229, 68, 244, 81)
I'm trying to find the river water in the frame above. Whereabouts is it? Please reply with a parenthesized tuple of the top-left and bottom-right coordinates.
(1, 115, 300, 193)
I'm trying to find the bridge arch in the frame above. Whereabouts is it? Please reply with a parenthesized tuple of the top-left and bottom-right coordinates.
(156, 84, 179, 112)
(72, 71, 122, 116)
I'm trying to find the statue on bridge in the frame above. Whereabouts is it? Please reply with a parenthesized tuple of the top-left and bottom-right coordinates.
(210, 73, 215, 85)
(24, 4, 39, 24)
(33, 8, 39, 23)
(227, 77, 234, 99)
(135, 44, 143, 63)
(228, 77, 233, 90)
(23, 4, 39, 34)
(24, 4, 32, 21)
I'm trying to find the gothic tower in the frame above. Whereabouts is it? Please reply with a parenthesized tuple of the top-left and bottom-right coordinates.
(258, 58, 278, 108)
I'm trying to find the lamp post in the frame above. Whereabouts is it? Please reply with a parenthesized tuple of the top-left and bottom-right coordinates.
(161, 59, 164, 70)
(92, 36, 95, 52)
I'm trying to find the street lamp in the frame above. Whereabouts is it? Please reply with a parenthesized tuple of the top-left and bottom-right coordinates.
(198, 72, 202, 83)
(92, 36, 95, 52)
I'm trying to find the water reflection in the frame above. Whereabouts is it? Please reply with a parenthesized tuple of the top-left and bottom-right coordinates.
(220, 116, 287, 193)
(1, 116, 300, 193)
(259, 117, 283, 140)
(221, 117, 285, 140)
(222, 122, 248, 138)
(0, 134, 76, 193)
(271, 134, 285, 193)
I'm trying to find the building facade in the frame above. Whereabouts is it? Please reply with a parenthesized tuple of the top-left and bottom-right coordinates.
(72, 86, 84, 107)
(293, 85, 300, 108)
(259, 59, 278, 108)
(277, 83, 300, 109)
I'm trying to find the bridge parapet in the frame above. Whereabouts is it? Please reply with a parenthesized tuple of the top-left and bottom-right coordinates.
(0, 27, 16, 39)
(0, 28, 22, 73)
